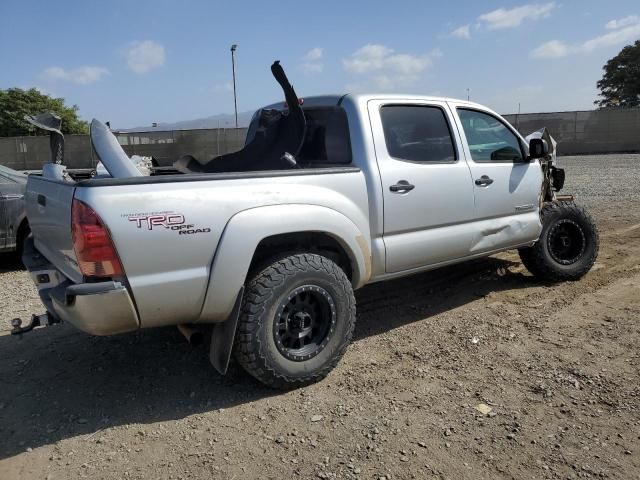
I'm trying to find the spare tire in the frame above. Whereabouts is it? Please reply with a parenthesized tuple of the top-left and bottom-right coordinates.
(519, 201, 599, 281)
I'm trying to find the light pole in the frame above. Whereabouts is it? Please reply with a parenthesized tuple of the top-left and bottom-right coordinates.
(230, 44, 238, 128)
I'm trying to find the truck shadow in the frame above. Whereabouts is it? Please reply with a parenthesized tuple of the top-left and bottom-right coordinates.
(0, 252, 24, 272)
(0, 256, 532, 459)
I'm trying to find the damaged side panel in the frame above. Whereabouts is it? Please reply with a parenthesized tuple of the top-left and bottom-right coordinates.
(469, 211, 542, 253)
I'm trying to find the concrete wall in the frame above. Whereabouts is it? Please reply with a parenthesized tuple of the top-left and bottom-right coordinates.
(503, 108, 640, 155)
(0, 128, 248, 170)
(2, 107, 640, 169)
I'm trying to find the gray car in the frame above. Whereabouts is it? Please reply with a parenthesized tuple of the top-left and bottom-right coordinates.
(0, 165, 29, 256)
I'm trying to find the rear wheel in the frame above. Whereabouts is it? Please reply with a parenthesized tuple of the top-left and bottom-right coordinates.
(519, 201, 598, 281)
(233, 253, 356, 389)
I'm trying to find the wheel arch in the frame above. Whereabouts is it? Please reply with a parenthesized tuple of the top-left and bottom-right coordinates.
(14, 215, 30, 254)
(197, 204, 371, 323)
(16, 216, 30, 240)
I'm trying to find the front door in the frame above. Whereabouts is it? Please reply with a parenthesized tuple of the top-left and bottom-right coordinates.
(368, 100, 476, 273)
(451, 105, 543, 253)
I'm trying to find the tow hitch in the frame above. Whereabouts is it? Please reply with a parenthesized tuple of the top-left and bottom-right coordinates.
(11, 313, 60, 336)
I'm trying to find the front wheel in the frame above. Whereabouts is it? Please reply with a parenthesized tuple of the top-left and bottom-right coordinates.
(519, 201, 599, 282)
(233, 253, 356, 389)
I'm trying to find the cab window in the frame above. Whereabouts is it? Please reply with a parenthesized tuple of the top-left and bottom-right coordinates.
(457, 108, 523, 162)
(380, 105, 457, 163)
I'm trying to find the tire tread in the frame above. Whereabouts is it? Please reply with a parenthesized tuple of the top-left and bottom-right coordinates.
(519, 201, 599, 281)
(233, 253, 356, 389)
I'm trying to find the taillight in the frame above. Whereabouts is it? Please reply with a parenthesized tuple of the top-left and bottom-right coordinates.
(71, 199, 124, 278)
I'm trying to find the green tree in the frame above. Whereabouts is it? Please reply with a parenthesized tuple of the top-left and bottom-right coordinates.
(595, 40, 640, 108)
(0, 88, 89, 137)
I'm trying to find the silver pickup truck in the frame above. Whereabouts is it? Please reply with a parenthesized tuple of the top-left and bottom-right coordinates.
(20, 62, 598, 389)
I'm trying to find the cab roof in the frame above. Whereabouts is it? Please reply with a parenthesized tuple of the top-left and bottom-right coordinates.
(263, 93, 487, 111)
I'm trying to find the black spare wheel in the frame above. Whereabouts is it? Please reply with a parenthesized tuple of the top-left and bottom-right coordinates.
(234, 253, 356, 389)
(519, 201, 599, 281)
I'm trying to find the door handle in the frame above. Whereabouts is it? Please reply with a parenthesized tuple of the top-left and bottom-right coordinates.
(474, 175, 494, 186)
(389, 181, 415, 193)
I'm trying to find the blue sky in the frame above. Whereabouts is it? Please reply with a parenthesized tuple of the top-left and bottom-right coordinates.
(1, 0, 639, 128)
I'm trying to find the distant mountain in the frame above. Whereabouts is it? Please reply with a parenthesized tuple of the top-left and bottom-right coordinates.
(120, 110, 255, 132)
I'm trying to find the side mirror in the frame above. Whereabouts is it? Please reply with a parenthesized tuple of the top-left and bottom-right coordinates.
(528, 138, 549, 158)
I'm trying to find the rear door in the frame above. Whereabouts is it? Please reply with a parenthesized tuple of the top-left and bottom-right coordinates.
(368, 100, 476, 273)
(450, 104, 543, 253)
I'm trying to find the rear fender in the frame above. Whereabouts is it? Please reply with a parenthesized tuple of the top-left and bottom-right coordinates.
(196, 204, 370, 323)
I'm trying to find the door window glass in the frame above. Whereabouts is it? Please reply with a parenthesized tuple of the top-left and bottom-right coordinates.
(380, 105, 456, 163)
(457, 109, 523, 162)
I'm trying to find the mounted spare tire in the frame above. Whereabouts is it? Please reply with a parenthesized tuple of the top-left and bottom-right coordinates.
(519, 201, 599, 281)
(233, 253, 356, 389)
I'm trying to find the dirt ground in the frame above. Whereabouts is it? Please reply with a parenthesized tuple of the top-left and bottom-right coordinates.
(1, 155, 639, 480)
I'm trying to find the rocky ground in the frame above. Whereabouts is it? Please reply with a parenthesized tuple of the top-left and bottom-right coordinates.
(0, 154, 639, 480)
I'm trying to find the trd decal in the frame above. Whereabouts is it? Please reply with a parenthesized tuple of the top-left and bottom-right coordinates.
(124, 212, 211, 235)
(128, 214, 185, 230)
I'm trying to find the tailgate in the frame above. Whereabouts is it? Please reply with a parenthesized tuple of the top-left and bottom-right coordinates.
(25, 175, 82, 283)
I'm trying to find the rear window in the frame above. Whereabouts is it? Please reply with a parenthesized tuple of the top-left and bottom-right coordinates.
(298, 107, 352, 165)
(246, 106, 352, 166)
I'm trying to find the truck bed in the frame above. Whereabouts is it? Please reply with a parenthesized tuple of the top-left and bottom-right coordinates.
(25, 166, 370, 332)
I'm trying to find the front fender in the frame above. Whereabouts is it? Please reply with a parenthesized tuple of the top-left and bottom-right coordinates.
(196, 204, 371, 323)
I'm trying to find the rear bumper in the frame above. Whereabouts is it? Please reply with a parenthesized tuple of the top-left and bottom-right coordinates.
(23, 239, 140, 336)
(49, 281, 139, 335)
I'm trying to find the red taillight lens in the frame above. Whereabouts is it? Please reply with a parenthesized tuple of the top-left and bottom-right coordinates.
(71, 199, 124, 278)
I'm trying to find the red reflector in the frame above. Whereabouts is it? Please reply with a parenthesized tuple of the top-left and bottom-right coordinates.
(71, 199, 124, 278)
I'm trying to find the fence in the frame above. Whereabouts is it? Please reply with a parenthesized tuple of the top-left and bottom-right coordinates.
(0, 127, 249, 171)
(2, 107, 640, 169)
(503, 108, 640, 155)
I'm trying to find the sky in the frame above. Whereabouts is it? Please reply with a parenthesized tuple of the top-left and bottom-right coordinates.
(1, 0, 639, 128)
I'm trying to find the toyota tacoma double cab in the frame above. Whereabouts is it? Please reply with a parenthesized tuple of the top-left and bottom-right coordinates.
(18, 62, 598, 388)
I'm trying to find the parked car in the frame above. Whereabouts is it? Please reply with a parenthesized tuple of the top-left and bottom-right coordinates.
(19, 62, 598, 389)
(0, 165, 29, 257)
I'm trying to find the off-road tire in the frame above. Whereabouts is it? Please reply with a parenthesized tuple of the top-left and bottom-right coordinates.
(233, 253, 356, 389)
(519, 201, 599, 281)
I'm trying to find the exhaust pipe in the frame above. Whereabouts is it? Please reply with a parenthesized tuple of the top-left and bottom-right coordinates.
(177, 324, 204, 346)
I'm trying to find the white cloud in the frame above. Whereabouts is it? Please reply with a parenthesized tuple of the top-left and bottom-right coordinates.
(605, 15, 639, 30)
(343, 45, 431, 75)
(213, 82, 233, 92)
(303, 47, 323, 61)
(532, 19, 640, 58)
(450, 24, 471, 39)
(302, 47, 324, 74)
(531, 40, 572, 59)
(127, 40, 166, 74)
(478, 3, 555, 30)
(43, 66, 110, 85)
(302, 63, 324, 74)
(582, 22, 640, 51)
(343, 44, 437, 91)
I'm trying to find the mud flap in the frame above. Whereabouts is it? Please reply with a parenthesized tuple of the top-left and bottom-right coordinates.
(209, 287, 244, 375)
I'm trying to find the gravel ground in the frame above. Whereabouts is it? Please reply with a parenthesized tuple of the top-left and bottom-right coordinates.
(559, 154, 640, 229)
(0, 154, 639, 480)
